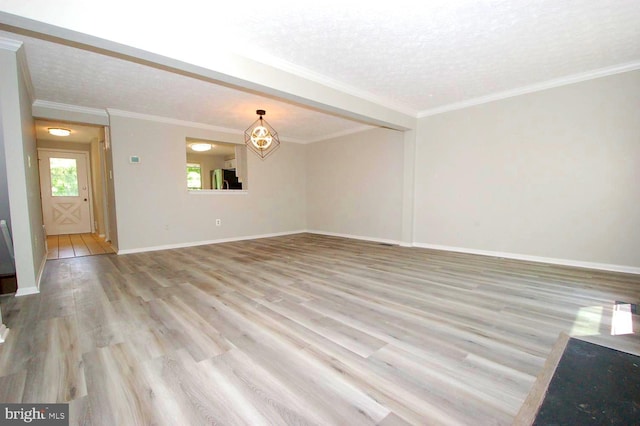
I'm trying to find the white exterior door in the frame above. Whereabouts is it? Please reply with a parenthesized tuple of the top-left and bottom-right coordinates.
(39, 150, 92, 235)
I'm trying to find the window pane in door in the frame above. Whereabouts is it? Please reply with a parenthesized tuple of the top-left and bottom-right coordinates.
(49, 158, 79, 196)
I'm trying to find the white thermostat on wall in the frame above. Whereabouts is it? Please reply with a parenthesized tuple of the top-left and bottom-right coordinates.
(129, 156, 141, 164)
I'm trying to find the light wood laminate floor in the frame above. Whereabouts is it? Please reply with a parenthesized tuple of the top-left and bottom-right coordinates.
(0, 233, 638, 425)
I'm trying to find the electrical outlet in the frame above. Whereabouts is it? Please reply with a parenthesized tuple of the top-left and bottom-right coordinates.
(215, 219, 221, 226)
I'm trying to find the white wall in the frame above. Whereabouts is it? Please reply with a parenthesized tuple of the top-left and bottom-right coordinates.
(0, 45, 46, 294)
(109, 113, 306, 252)
(414, 70, 640, 270)
(306, 127, 404, 243)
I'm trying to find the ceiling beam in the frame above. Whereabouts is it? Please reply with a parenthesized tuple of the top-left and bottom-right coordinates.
(0, 12, 416, 131)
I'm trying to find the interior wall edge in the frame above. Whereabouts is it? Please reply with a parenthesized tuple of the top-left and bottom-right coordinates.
(34, 253, 45, 290)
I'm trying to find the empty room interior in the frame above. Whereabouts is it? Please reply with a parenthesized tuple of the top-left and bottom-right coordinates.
(0, 2, 639, 425)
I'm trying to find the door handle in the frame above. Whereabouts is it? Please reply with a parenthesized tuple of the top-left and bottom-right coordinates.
(84, 198, 87, 201)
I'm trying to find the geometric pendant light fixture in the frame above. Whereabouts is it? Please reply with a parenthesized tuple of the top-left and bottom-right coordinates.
(244, 109, 280, 159)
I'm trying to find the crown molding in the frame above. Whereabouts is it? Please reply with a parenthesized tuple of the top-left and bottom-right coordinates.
(277, 135, 307, 144)
(0, 36, 22, 51)
(0, 36, 34, 101)
(106, 108, 317, 144)
(106, 108, 243, 134)
(33, 99, 109, 118)
(418, 61, 640, 118)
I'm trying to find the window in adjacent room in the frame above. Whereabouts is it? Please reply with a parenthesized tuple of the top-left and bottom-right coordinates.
(186, 162, 202, 190)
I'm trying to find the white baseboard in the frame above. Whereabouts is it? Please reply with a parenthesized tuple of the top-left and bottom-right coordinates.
(15, 254, 46, 297)
(116, 230, 307, 255)
(113, 230, 640, 275)
(15, 286, 39, 297)
(413, 242, 640, 275)
(306, 230, 404, 246)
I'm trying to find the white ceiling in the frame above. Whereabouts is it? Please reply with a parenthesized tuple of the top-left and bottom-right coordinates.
(1, 1, 639, 142)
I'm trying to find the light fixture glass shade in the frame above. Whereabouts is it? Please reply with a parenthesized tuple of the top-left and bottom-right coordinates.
(48, 128, 71, 137)
(250, 126, 273, 149)
(190, 143, 212, 152)
(244, 110, 280, 159)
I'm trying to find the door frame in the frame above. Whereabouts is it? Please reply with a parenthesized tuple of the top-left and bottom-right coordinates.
(37, 148, 95, 235)
(100, 129, 111, 242)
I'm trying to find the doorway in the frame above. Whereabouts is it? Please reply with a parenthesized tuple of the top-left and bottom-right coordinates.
(34, 119, 115, 257)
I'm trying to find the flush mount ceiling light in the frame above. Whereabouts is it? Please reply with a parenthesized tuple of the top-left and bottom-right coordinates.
(244, 109, 280, 159)
(190, 143, 212, 152)
(48, 128, 71, 137)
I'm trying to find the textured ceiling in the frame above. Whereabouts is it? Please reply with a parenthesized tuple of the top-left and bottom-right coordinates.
(228, 0, 640, 112)
(0, 30, 368, 143)
(0, 0, 639, 141)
